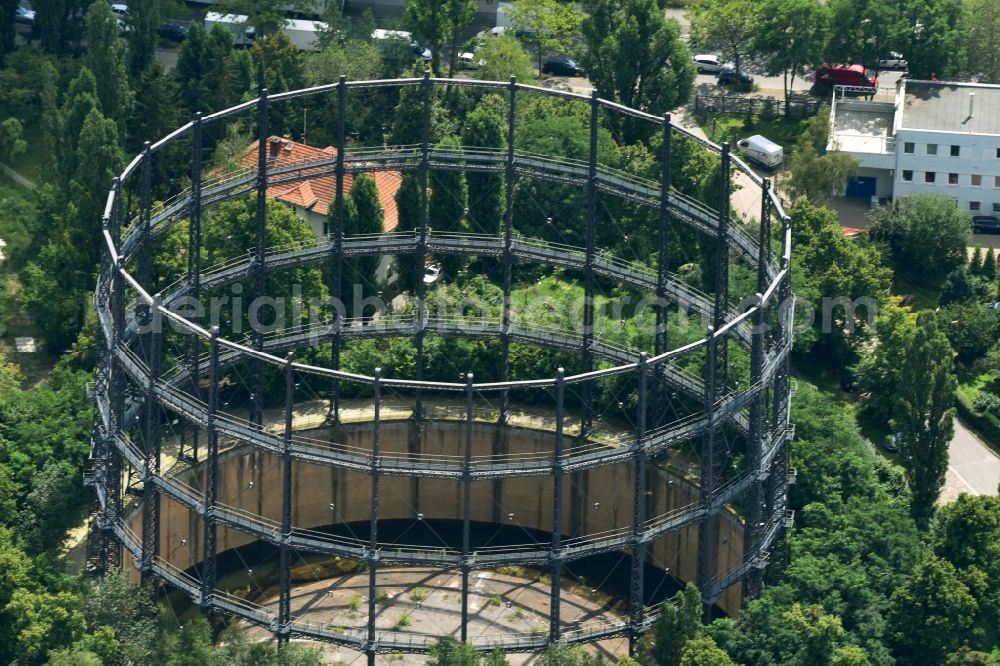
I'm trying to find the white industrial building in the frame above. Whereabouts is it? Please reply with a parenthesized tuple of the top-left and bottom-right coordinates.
(828, 79, 1000, 215)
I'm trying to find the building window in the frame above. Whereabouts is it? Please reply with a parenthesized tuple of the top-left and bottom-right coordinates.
(925, 171, 936, 183)
(950, 145, 960, 157)
(994, 203, 1000, 213)
(995, 176, 1000, 187)
(996, 147, 1000, 158)
(904, 142, 915, 153)
(972, 174, 982, 186)
(948, 173, 959, 185)
(902, 170, 913, 182)
(970, 201, 981, 211)
(927, 144, 938, 155)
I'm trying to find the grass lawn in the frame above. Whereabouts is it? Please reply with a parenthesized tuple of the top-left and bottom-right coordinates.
(699, 112, 810, 152)
(956, 366, 998, 404)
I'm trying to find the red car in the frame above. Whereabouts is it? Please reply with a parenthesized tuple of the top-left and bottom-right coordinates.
(815, 64, 878, 89)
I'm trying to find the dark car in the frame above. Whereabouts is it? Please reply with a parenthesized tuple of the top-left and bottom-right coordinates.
(717, 67, 753, 90)
(972, 215, 1000, 234)
(157, 22, 188, 42)
(541, 56, 580, 77)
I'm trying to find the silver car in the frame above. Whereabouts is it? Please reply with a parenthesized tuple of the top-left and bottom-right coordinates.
(693, 54, 727, 74)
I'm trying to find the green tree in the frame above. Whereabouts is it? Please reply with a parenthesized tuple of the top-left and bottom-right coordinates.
(787, 109, 859, 205)
(688, 0, 760, 75)
(892, 312, 956, 527)
(47, 648, 104, 666)
(175, 22, 207, 111)
(824, 0, 903, 73)
(756, 0, 829, 114)
(0, 526, 33, 663)
(462, 98, 506, 236)
(899, 0, 963, 79)
(982, 248, 997, 279)
(430, 136, 469, 279)
(31, 0, 91, 54)
(395, 172, 425, 290)
(886, 555, 977, 665)
(939, 267, 979, 305)
(679, 636, 737, 666)
(0, 0, 17, 63)
(80, 573, 158, 666)
(475, 35, 536, 82)
(445, 0, 478, 78)
(963, 0, 1000, 83)
(969, 246, 984, 274)
(788, 201, 890, 361)
(484, 646, 510, 666)
(404, 0, 449, 74)
(344, 174, 385, 313)
(59, 67, 100, 186)
(7, 588, 86, 665)
(868, 195, 972, 279)
(0, 117, 26, 162)
(84, 1, 134, 139)
(581, 0, 695, 143)
(427, 637, 480, 666)
(652, 583, 703, 666)
(938, 303, 999, 360)
(129, 60, 184, 168)
(508, 0, 584, 72)
(126, 0, 163, 77)
(17, 460, 82, 553)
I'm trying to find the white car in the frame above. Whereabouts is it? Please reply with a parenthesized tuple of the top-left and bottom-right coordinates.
(878, 51, 907, 69)
(693, 54, 728, 74)
(458, 52, 480, 68)
(15, 5, 36, 23)
(422, 264, 441, 285)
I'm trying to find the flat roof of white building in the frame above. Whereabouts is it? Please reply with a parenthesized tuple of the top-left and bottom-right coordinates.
(901, 80, 1000, 135)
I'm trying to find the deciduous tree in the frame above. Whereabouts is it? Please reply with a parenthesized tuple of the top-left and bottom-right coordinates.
(404, 0, 449, 74)
(474, 35, 536, 82)
(688, 0, 760, 76)
(84, 1, 134, 140)
(868, 195, 972, 279)
(787, 109, 859, 206)
(581, 0, 695, 143)
(886, 555, 977, 665)
(508, 0, 584, 73)
(756, 0, 829, 114)
(652, 582, 703, 666)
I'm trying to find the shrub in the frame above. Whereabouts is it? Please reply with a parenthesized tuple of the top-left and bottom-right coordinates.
(972, 390, 1000, 416)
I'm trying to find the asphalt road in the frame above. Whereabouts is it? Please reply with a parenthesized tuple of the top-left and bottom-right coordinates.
(942, 418, 1000, 500)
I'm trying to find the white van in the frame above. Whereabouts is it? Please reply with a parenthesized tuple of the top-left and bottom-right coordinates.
(737, 134, 783, 169)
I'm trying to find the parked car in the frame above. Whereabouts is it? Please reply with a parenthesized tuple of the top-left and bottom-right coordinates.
(157, 22, 188, 42)
(542, 56, 580, 77)
(882, 432, 901, 453)
(814, 64, 878, 89)
(15, 4, 36, 23)
(877, 51, 907, 69)
(116, 17, 131, 34)
(737, 134, 783, 168)
(693, 54, 727, 74)
(718, 67, 753, 90)
(423, 264, 441, 285)
(110, 3, 128, 16)
(972, 215, 1000, 234)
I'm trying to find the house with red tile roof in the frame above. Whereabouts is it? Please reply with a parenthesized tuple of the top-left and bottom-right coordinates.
(240, 136, 403, 239)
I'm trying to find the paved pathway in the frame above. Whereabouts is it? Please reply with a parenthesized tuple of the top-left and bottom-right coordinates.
(941, 418, 1000, 502)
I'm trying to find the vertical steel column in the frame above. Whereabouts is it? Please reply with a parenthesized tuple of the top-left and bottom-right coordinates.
(105, 181, 125, 572)
(201, 327, 221, 610)
(499, 77, 517, 424)
(251, 89, 269, 429)
(654, 115, 672, 430)
(138, 142, 153, 294)
(744, 179, 772, 601)
(365, 369, 382, 666)
(186, 114, 203, 463)
(696, 328, 719, 610)
(414, 72, 431, 420)
(329, 76, 347, 423)
(278, 353, 295, 645)
(629, 354, 649, 654)
(140, 294, 163, 584)
(714, 145, 731, 389)
(581, 91, 599, 434)
(461, 373, 474, 642)
(548, 368, 566, 642)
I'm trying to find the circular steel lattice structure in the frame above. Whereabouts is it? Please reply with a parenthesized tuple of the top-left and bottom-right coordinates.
(87, 76, 794, 659)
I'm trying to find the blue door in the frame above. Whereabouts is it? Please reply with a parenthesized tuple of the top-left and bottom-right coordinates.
(845, 176, 876, 198)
